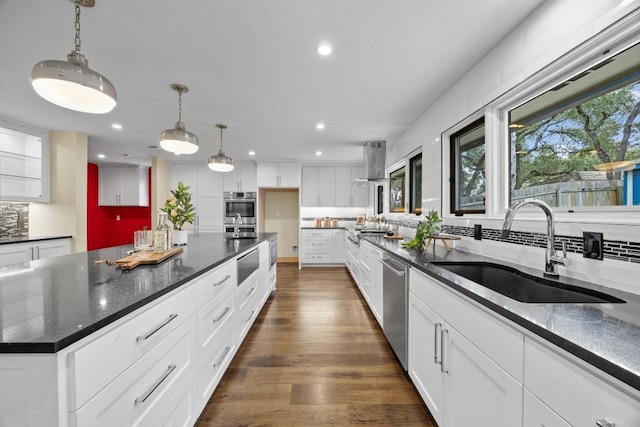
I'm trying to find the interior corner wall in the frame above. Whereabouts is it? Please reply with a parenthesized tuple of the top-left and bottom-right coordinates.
(152, 157, 170, 228)
(29, 131, 88, 253)
(387, 0, 640, 215)
(264, 189, 299, 258)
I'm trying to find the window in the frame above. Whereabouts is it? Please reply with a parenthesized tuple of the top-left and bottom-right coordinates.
(450, 118, 485, 214)
(508, 42, 640, 208)
(409, 153, 422, 214)
(389, 167, 405, 212)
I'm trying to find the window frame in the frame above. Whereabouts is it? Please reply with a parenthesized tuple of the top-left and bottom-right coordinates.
(409, 152, 422, 214)
(386, 147, 422, 215)
(449, 117, 486, 215)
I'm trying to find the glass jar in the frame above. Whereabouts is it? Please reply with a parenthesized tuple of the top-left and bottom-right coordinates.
(154, 212, 172, 252)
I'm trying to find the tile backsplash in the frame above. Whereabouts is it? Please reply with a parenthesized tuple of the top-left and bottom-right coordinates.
(0, 203, 28, 237)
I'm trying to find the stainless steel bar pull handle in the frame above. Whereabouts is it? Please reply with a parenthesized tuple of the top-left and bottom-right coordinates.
(434, 323, 442, 364)
(136, 313, 178, 342)
(378, 259, 405, 276)
(596, 419, 615, 427)
(214, 275, 231, 287)
(245, 310, 256, 323)
(440, 329, 449, 373)
(246, 287, 256, 297)
(135, 364, 176, 405)
(214, 346, 232, 368)
(213, 307, 231, 323)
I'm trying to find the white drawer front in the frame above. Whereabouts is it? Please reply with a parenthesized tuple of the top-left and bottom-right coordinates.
(237, 292, 260, 342)
(525, 338, 640, 427)
(300, 252, 333, 264)
(301, 238, 332, 251)
(409, 268, 524, 382)
(236, 272, 259, 311)
(152, 369, 198, 427)
(69, 284, 197, 410)
(301, 230, 332, 238)
(198, 327, 236, 409)
(71, 315, 197, 427)
(197, 285, 235, 353)
(524, 389, 570, 427)
(194, 260, 236, 308)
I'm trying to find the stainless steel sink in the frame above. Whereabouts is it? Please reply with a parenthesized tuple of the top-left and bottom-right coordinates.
(431, 261, 624, 304)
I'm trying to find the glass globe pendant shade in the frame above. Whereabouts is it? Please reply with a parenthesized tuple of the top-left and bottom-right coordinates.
(160, 122, 200, 155)
(208, 149, 234, 172)
(30, 1, 117, 114)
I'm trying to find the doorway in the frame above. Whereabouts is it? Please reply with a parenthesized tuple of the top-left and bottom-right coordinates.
(258, 188, 299, 263)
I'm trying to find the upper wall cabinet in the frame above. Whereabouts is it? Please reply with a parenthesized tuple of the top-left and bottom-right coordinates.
(256, 162, 300, 188)
(335, 166, 368, 207)
(302, 166, 369, 207)
(223, 162, 257, 192)
(0, 120, 50, 203)
(98, 165, 149, 206)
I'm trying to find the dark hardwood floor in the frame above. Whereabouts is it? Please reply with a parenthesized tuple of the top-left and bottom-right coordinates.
(195, 264, 435, 426)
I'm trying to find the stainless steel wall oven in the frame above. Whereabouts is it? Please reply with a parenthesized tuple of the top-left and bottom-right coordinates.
(224, 192, 256, 225)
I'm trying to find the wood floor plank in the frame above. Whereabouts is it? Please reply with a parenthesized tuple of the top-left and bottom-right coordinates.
(195, 264, 435, 426)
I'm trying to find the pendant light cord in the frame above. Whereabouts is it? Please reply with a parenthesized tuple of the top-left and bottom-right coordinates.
(219, 126, 224, 150)
(74, 1, 82, 54)
(177, 91, 183, 123)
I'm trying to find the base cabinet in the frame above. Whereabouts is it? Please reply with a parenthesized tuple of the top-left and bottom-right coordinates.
(0, 237, 71, 267)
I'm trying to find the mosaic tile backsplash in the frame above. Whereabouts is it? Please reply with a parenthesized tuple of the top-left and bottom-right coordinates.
(387, 219, 640, 264)
(0, 203, 28, 237)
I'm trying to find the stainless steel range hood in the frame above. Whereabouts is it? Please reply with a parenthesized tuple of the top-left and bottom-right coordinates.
(353, 141, 387, 185)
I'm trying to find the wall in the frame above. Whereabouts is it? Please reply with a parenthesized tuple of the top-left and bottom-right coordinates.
(263, 189, 299, 259)
(29, 131, 87, 253)
(151, 157, 170, 228)
(86, 163, 151, 250)
(386, 0, 640, 293)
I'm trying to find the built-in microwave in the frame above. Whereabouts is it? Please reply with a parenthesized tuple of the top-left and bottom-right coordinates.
(224, 191, 256, 224)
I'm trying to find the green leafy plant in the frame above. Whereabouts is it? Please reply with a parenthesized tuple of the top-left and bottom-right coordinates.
(402, 209, 442, 250)
(162, 181, 196, 230)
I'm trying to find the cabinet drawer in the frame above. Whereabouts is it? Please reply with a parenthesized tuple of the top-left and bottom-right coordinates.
(409, 268, 523, 382)
(301, 238, 332, 252)
(237, 292, 260, 342)
(198, 327, 236, 409)
(301, 230, 332, 238)
(525, 338, 640, 427)
(237, 272, 259, 311)
(194, 260, 236, 308)
(301, 252, 333, 264)
(71, 315, 197, 427)
(523, 389, 570, 427)
(69, 284, 197, 410)
(152, 368, 198, 427)
(197, 285, 235, 353)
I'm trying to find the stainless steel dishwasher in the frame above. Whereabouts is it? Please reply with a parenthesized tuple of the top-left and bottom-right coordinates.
(380, 255, 409, 371)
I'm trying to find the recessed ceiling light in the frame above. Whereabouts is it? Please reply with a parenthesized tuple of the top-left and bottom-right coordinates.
(97, 154, 105, 159)
(317, 44, 332, 56)
(111, 123, 123, 130)
(316, 151, 322, 156)
(248, 151, 255, 156)
(316, 123, 325, 130)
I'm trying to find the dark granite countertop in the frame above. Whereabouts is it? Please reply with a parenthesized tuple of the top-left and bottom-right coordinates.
(0, 235, 72, 245)
(360, 235, 640, 393)
(300, 227, 346, 230)
(0, 233, 275, 353)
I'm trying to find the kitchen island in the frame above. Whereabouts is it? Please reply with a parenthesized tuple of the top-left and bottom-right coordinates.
(358, 235, 640, 426)
(0, 233, 276, 426)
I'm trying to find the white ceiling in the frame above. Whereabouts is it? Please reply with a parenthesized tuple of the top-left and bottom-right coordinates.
(0, 0, 543, 166)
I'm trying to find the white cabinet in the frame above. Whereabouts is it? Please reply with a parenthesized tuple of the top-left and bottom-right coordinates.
(332, 229, 346, 264)
(300, 228, 333, 264)
(170, 164, 224, 233)
(408, 267, 524, 427)
(256, 162, 300, 187)
(335, 166, 369, 207)
(523, 390, 570, 427)
(223, 162, 257, 192)
(0, 120, 49, 203)
(98, 165, 149, 206)
(360, 240, 383, 325)
(303, 166, 368, 207)
(524, 337, 640, 427)
(0, 238, 71, 267)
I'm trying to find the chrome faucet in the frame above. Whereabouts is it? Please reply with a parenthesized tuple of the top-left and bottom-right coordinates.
(233, 213, 242, 237)
(501, 198, 570, 278)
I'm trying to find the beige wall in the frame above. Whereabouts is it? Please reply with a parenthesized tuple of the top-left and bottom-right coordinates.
(151, 157, 170, 228)
(264, 189, 299, 258)
(29, 131, 87, 253)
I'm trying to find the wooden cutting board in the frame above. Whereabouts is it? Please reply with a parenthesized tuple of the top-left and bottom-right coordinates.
(383, 234, 404, 240)
(115, 247, 183, 270)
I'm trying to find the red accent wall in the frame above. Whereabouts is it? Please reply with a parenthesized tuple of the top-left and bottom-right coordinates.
(87, 163, 152, 250)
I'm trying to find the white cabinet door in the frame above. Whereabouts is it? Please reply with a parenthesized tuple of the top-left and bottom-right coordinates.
(222, 167, 241, 192)
(409, 293, 445, 427)
(301, 167, 319, 206)
(523, 390, 570, 427)
(277, 163, 300, 187)
(36, 239, 71, 259)
(317, 167, 335, 207)
(332, 229, 346, 263)
(196, 195, 223, 231)
(444, 325, 523, 427)
(351, 167, 369, 207)
(197, 165, 223, 197)
(171, 165, 198, 193)
(368, 244, 383, 325)
(98, 166, 121, 206)
(99, 166, 148, 206)
(335, 167, 352, 207)
(0, 243, 31, 267)
(239, 163, 257, 192)
(256, 163, 279, 187)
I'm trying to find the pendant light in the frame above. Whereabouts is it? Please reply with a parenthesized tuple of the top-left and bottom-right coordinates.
(159, 84, 200, 155)
(208, 124, 234, 172)
(31, 0, 117, 114)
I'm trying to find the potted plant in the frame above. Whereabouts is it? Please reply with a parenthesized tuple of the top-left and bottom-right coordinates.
(162, 181, 196, 245)
(402, 209, 442, 250)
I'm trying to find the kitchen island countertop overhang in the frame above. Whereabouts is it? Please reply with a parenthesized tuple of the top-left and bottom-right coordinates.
(0, 233, 276, 353)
